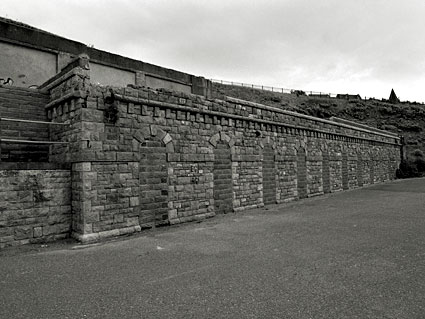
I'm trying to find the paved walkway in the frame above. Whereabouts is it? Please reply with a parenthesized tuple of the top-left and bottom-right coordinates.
(1, 178, 425, 319)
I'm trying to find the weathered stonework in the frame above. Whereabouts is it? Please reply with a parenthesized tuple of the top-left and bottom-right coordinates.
(0, 165, 71, 248)
(214, 141, 233, 214)
(0, 55, 402, 246)
(41, 56, 401, 242)
(262, 145, 276, 205)
(0, 87, 50, 161)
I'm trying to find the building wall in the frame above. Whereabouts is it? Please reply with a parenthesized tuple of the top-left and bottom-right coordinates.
(145, 75, 192, 94)
(90, 62, 136, 87)
(0, 17, 210, 96)
(0, 165, 71, 248)
(0, 42, 57, 88)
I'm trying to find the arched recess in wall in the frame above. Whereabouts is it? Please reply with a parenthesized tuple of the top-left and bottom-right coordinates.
(341, 147, 349, 190)
(262, 139, 277, 205)
(321, 145, 331, 194)
(209, 132, 234, 214)
(388, 149, 396, 180)
(357, 150, 364, 187)
(369, 150, 375, 184)
(133, 125, 174, 227)
(296, 147, 307, 199)
(380, 149, 387, 181)
(374, 149, 382, 183)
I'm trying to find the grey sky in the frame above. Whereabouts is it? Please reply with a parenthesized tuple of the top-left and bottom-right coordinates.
(3, 0, 425, 101)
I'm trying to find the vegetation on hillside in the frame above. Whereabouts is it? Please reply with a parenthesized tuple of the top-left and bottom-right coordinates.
(397, 150, 425, 178)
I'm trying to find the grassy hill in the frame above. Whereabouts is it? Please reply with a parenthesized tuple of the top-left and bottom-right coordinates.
(212, 83, 425, 160)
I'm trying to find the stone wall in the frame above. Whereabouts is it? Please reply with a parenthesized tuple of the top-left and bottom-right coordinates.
(212, 82, 425, 159)
(0, 86, 48, 122)
(0, 86, 50, 161)
(44, 57, 401, 242)
(0, 164, 71, 248)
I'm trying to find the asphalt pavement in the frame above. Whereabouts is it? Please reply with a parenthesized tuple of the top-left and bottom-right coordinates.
(1, 178, 425, 319)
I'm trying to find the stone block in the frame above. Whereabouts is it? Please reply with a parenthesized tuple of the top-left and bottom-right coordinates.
(0, 235, 14, 244)
(74, 162, 91, 172)
(83, 223, 93, 234)
(209, 133, 220, 147)
(220, 131, 231, 143)
(163, 133, 172, 145)
(96, 151, 117, 161)
(14, 226, 32, 240)
(128, 103, 135, 114)
(156, 128, 167, 141)
(42, 225, 61, 236)
(81, 108, 103, 122)
(133, 131, 145, 143)
(141, 105, 149, 116)
(126, 217, 139, 227)
(81, 201, 92, 213)
(85, 209, 99, 223)
(167, 153, 181, 162)
(113, 214, 124, 223)
(129, 196, 139, 207)
(117, 152, 136, 161)
(150, 125, 157, 136)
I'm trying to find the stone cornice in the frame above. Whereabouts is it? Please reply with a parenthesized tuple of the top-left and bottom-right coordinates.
(225, 96, 400, 140)
(113, 93, 401, 147)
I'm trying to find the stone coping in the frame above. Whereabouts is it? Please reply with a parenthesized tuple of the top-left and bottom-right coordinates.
(114, 93, 401, 147)
(225, 96, 400, 140)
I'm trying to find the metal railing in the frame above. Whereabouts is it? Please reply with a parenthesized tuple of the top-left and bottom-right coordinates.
(210, 78, 425, 103)
(0, 117, 68, 145)
(211, 78, 341, 98)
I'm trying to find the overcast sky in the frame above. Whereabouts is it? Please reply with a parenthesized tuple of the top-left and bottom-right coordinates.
(3, 0, 425, 101)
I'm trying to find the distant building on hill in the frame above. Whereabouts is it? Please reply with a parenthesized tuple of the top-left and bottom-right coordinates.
(336, 94, 361, 100)
(309, 93, 330, 98)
